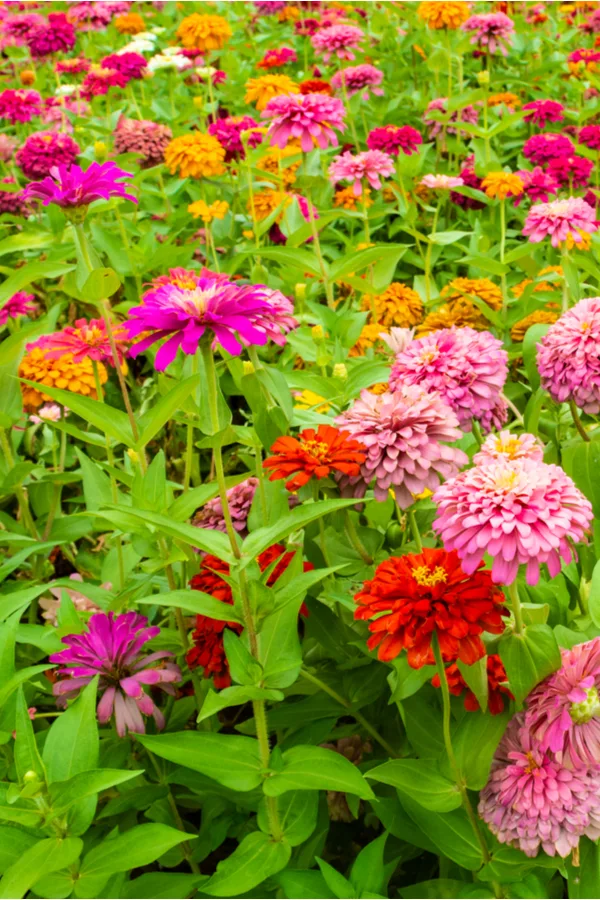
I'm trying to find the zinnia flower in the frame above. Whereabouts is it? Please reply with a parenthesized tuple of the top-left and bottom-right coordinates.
(299, 78, 333, 96)
(433, 654, 513, 714)
(176, 13, 232, 51)
(331, 64, 384, 100)
(257, 47, 297, 69)
(420, 173, 464, 190)
(39, 573, 103, 627)
(23, 162, 136, 209)
(335, 386, 468, 507)
(26, 12, 75, 58)
(354, 548, 506, 666)
(0, 88, 41, 124)
(515, 167, 559, 204)
(547, 154, 594, 189)
(523, 133, 574, 166)
(188, 199, 229, 223)
(164, 133, 226, 179)
(389, 327, 509, 433)
(523, 99, 565, 127)
(0, 291, 36, 326)
(16, 131, 80, 180)
(418, 2, 470, 29)
(19, 347, 107, 410)
(263, 425, 366, 491)
(536, 297, 600, 413)
(417, 277, 502, 335)
(479, 714, 600, 858)
(50, 612, 180, 737)
(433, 459, 593, 585)
(244, 74, 299, 111)
(113, 118, 172, 168)
(473, 431, 544, 466)
(522, 197, 598, 248)
(450, 154, 485, 209)
(480, 171, 524, 200)
(329, 149, 394, 195)
(311, 24, 364, 62)
(362, 282, 423, 328)
(462, 12, 515, 55)
(262, 93, 346, 152)
(29, 318, 129, 367)
(114, 12, 145, 35)
(208, 115, 262, 161)
(193, 477, 258, 535)
(511, 309, 560, 342)
(101, 52, 147, 80)
(579, 125, 600, 151)
(366, 124, 422, 157)
(424, 97, 480, 139)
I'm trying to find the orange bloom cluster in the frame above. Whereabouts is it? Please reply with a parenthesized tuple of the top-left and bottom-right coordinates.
(432, 654, 513, 715)
(362, 282, 423, 328)
(176, 13, 232, 52)
(164, 133, 226, 179)
(244, 74, 299, 110)
(417, 1, 470, 29)
(481, 172, 525, 200)
(19, 347, 107, 410)
(264, 424, 366, 492)
(114, 13, 145, 34)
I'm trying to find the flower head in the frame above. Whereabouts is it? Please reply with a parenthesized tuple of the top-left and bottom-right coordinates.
(0, 88, 41, 124)
(299, 78, 333, 96)
(29, 403, 67, 425)
(188, 199, 229, 223)
(418, 2, 470, 29)
(19, 347, 107, 410)
(311, 24, 364, 62)
(164, 133, 226, 179)
(547, 154, 594, 189)
(2, 12, 45, 44)
(462, 13, 515, 55)
(523, 197, 598, 248)
(335, 386, 468, 507)
(450, 154, 485, 209)
(481, 171, 524, 200)
(262, 93, 346, 152)
(511, 308, 560, 342)
(355, 548, 506, 667)
(176, 13, 231, 51)
(0, 291, 36, 326)
(39, 573, 103, 627)
(331, 64, 384, 100)
(114, 12, 145, 35)
(488, 92, 521, 111)
(579, 124, 600, 151)
(50, 612, 180, 737)
(29, 318, 129, 367)
(113, 118, 172, 168)
(516, 166, 559, 204)
(479, 714, 600, 858)
(264, 425, 366, 491)
(257, 46, 297, 69)
(101, 51, 147, 80)
(208, 115, 262, 161)
(418, 278, 502, 335)
(474, 431, 544, 466)
(424, 97, 479, 139)
(523, 99, 565, 127)
(366, 124, 422, 157)
(389, 327, 508, 433)
(193, 477, 258, 536)
(433, 654, 513, 714)
(244, 74, 299, 111)
(27, 12, 75, 57)
(537, 297, 600, 413)
(523, 133, 574, 166)
(23, 162, 136, 209)
(362, 282, 423, 328)
(16, 131, 79, 180)
(81, 64, 128, 98)
(433, 459, 593, 585)
(329, 149, 394, 195)
(420, 173, 464, 190)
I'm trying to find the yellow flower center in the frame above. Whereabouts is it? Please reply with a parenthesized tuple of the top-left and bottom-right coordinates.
(494, 470, 520, 491)
(496, 437, 521, 458)
(412, 565, 448, 587)
(301, 440, 329, 459)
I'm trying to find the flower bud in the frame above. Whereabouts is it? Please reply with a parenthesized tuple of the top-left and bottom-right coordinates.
(242, 360, 255, 376)
(333, 363, 347, 380)
(127, 449, 139, 464)
(23, 770, 39, 784)
(477, 70, 490, 86)
(193, 96, 204, 109)
(94, 140, 107, 161)
(295, 283, 306, 301)
(20, 70, 35, 86)
(311, 324, 324, 341)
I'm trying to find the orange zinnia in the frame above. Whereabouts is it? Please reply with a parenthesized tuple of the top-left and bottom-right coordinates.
(263, 424, 366, 492)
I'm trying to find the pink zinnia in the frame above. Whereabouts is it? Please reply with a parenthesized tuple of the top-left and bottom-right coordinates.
(335, 386, 468, 508)
(515, 167, 559, 205)
(101, 52, 147, 81)
(537, 297, 600, 413)
(66, 2, 116, 30)
(522, 197, 598, 248)
(29, 317, 129, 367)
(523, 133, 574, 166)
(208, 115, 262, 161)
(462, 12, 515, 56)
(16, 131, 80, 180)
(194, 477, 258, 535)
(523, 99, 565, 128)
(366, 124, 422, 157)
(450, 155, 485, 210)
(55, 57, 91, 75)
(26, 12, 75, 57)
(253, 1, 287, 13)
(262, 93, 346, 152)
(82, 66, 129, 99)
(433, 459, 593, 585)
(2, 12, 44, 43)
(579, 124, 600, 151)
(0, 88, 41, 124)
(0, 177, 28, 216)
(23, 162, 136, 208)
(420, 173, 464, 190)
(423, 97, 479, 140)
(50, 611, 181, 737)
(479, 713, 600, 858)
(389, 327, 508, 433)
(0, 291, 36, 326)
(473, 431, 544, 466)
(547, 154, 594, 189)
(329, 149, 394, 195)
(0, 134, 16, 163)
(311, 24, 364, 62)
(525, 639, 600, 770)
(114, 118, 172, 168)
(331, 64, 384, 100)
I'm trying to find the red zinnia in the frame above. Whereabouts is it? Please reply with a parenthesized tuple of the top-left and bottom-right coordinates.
(263, 424, 366, 492)
(186, 544, 311, 688)
(432, 654, 513, 715)
(299, 79, 334, 96)
(354, 548, 507, 668)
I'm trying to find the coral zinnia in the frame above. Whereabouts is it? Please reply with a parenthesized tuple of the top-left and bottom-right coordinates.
(354, 548, 506, 667)
(176, 13, 232, 51)
(29, 318, 129, 367)
(263, 425, 366, 491)
(335, 386, 468, 507)
(473, 431, 544, 466)
(433, 654, 513, 715)
(23, 162, 136, 209)
(481, 171, 524, 200)
(433, 459, 593, 585)
(262, 93, 346, 152)
(50, 612, 180, 737)
(113, 118, 173, 168)
(362, 283, 423, 328)
(418, 2, 470, 29)
(536, 297, 600, 413)
(19, 347, 107, 410)
(244, 74, 299, 111)
(164, 133, 226, 179)
(522, 197, 598, 248)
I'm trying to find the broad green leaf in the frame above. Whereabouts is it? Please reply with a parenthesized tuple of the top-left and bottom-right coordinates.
(562, 438, 600, 517)
(366, 760, 461, 812)
(0, 827, 37, 876)
(0, 665, 52, 707)
(399, 880, 473, 899)
(429, 230, 472, 245)
(452, 709, 511, 790)
(457, 657, 489, 713)
(328, 244, 406, 282)
(499, 624, 561, 705)
(137, 589, 243, 623)
(278, 868, 335, 899)
(138, 732, 262, 791)
(203, 831, 291, 897)
(567, 838, 599, 899)
(14, 687, 45, 785)
(273, 566, 341, 610)
(0, 784, 41, 828)
(75, 447, 113, 512)
(136, 375, 201, 447)
(258, 790, 318, 848)
(0, 585, 52, 622)
(316, 858, 355, 900)
(400, 795, 484, 871)
(97, 506, 233, 560)
(479, 846, 559, 884)
(0, 837, 82, 900)
(260, 591, 305, 689)
(350, 831, 388, 896)
(81, 267, 121, 302)
(197, 685, 283, 723)
(223, 629, 262, 685)
(49, 768, 143, 814)
(122, 873, 206, 899)
(0, 262, 75, 306)
(264, 745, 374, 799)
(589, 559, 600, 629)
(237, 247, 324, 278)
(522, 323, 550, 389)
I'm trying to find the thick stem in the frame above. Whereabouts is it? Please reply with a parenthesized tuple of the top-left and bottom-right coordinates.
(569, 400, 590, 443)
(508, 579, 524, 636)
(407, 508, 423, 553)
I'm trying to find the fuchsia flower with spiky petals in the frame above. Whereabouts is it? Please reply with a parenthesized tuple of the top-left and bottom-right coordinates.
(433, 459, 593, 585)
(331, 64, 384, 100)
(462, 12, 515, 56)
(335, 386, 468, 508)
(311, 24, 364, 62)
(0, 291, 37, 326)
(329, 149, 395, 195)
(262, 93, 346, 152)
(208, 115, 262, 161)
(26, 12, 75, 57)
(522, 197, 598, 248)
(537, 297, 600, 413)
(23, 162, 136, 208)
(473, 431, 544, 466)
(16, 132, 80, 180)
(523, 133, 574, 166)
(523, 99, 565, 127)
(0, 88, 41, 124)
(479, 713, 600, 858)
(389, 327, 508, 434)
(50, 611, 180, 737)
(515, 167, 559, 205)
(366, 125, 422, 156)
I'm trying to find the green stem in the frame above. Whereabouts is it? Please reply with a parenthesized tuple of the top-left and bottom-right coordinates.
(100, 300, 143, 467)
(424, 202, 440, 303)
(305, 183, 334, 307)
(569, 400, 590, 443)
(407, 509, 423, 552)
(0, 427, 38, 539)
(507, 579, 524, 636)
(146, 749, 201, 874)
(500, 199, 508, 333)
(344, 511, 373, 565)
(183, 353, 199, 491)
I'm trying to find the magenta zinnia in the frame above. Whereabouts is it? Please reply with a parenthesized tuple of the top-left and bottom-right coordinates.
(15, 132, 80, 180)
(523, 133, 574, 165)
(331, 64, 384, 100)
(536, 298, 600, 413)
(366, 124, 422, 156)
(0, 88, 41, 124)
(433, 459, 593, 585)
(23, 162, 137, 209)
(262, 93, 346, 152)
(0, 292, 37, 327)
(523, 99, 565, 127)
(522, 197, 598, 248)
(50, 611, 181, 737)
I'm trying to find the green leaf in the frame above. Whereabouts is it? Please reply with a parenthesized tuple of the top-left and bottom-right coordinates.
(479, 847, 559, 884)
(277, 869, 335, 899)
(264, 745, 374, 799)
(399, 880, 472, 899)
(499, 624, 561, 705)
(457, 657, 488, 713)
(567, 837, 600, 899)
(137, 589, 243, 623)
(316, 858, 355, 900)
(0, 262, 75, 307)
(400, 795, 484, 871)
(350, 831, 388, 896)
(366, 760, 461, 812)
(137, 732, 262, 791)
(14, 686, 45, 785)
(75, 447, 114, 512)
(328, 244, 406, 283)
(429, 230, 472, 245)
(0, 837, 82, 900)
(49, 768, 143, 814)
(223, 630, 262, 685)
(0, 784, 41, 828)
(197, 685, 283, 723)
(203, 831, 291, 897)
(0, 585, 52, 622)
(562, 438, 600, 517)
(167, 475, 248, 522)
(453, 709, 511, 790)
(0, 827, 37, 876)
(81, 267, 121, 302)
(122, 873, 206, 899)
(260, 590, 305, 689)
(237, 246, 324, 278)
(97, 507, 233, 560)
(136, 375, 201, 448)
(522, 323, 550, 389)
(588, 559, 600, 629)
(258, 790, 318, 847)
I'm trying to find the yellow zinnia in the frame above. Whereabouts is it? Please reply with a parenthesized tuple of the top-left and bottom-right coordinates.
(244, 74, 299, 111)
(164, 133, 226, 179)
(481, 172, 525, 200)
(362, 283, 423, 328)
(176, 14, 232, 52)
(19, 348, 106, 411)
(188, 199, 229, 223)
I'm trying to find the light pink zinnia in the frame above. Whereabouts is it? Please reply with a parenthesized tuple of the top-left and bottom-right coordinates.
(335, 386, 468, 508)
(420, 173, 464, 190)
(331, 64, 384, 100)
(526, 639, 600, 770)
(329, 149, 394, 195)
(433, 459, 593, 585)
(522, 197, 598, 248)
(262, 93, 345, 152)
(473, 431, 544, 467)
(389, 327, 508, 433)
(537, 297, 600, 413)
(479, 713, 600, 858)
(311, 24, 364, 62)
(423, 97, 479, 140)
(462, 12, 515, 56)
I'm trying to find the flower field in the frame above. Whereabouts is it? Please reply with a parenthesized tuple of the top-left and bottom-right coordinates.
(5, 0, 600, 897)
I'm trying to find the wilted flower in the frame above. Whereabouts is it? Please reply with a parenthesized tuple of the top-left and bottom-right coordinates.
(39, 573, 103, 627)
(536, 297, 600, 413)
(329, 149, 394, 195)
(193, 477, 258, 535)
(522, 197, 598, 248)
(264, 425, 366, 491)
(23, 162, 136, 209)
(29, 403, 66, 425)
(262, 93, 346, 152)
(311, 24, 364, 62)
(473, 431, 544, 466)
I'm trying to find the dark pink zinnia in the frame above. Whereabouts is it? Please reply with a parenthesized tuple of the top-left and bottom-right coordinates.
(208, 115, 262, 161)
(547, 154, 594, 189)
(101, 52, 147, 81)
(579, 125, 600, 152)
(515, 167, 559, 204)
(523, 133, 575, 166)
(0, 291, 36, 326)
(423, 97, 479, 140)
(366, 124, 422, 157)
(23, 161, 136, 209)
(26, 12, 75, 57)
(2, 12, 44, 43)
(82, 66, 129, 99)
(523, 100, 565, 128)
(0, 177, 28, 217)
(450, 154, 485, 210)
(16, 131, 80, 180)
(0, 88, 41, 124)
